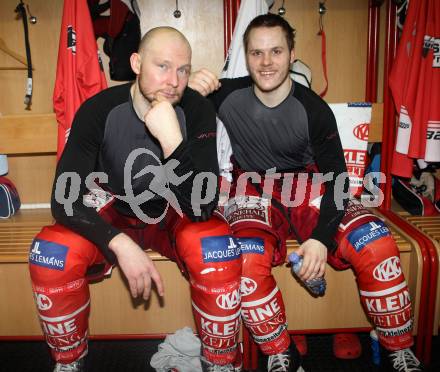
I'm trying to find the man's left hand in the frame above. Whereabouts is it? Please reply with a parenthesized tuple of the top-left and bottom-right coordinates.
(295, 239, 327, 281)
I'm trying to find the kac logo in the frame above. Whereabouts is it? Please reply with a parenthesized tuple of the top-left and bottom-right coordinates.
(216, 289, 240, 310)
(353, 123, 369, 141)
(240, 277, 257, 297)
(35, 293, 53, 311)
(373, 256, 402, 282)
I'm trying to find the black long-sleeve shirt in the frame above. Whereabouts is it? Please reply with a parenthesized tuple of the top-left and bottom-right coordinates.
(209, 77, 348, 250)
(51, 83, 218, 262)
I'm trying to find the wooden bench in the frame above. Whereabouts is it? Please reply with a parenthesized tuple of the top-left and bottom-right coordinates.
(0, 208, 422, 336)
(0, 108, 424, 340)
(397, 212, 440, 335)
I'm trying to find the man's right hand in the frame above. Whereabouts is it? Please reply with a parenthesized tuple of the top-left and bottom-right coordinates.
(188, 68, 221, 96)
(144, 98, 183, 158)
(109, 233, 164, 300)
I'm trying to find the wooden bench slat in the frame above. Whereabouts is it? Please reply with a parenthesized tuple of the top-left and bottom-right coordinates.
(403, 216, 440, 241)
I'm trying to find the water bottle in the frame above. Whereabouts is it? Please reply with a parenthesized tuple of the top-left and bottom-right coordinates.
(370, 329, 381, 365)
(288, 252, 326, 296)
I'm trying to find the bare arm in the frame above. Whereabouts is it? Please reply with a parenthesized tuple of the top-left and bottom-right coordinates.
(109, 233, 164, 300)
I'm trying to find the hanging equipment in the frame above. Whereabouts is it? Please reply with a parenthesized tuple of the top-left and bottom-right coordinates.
(174, 0, 181, 18)
(14, 0, 34, 110)
(278, 0, 286, 16)
(318, 1, 328, 98)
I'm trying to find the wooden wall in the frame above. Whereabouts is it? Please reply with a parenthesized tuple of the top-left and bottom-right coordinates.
(0, 0, 383, 114)
(271, 0, 370, 102)
(0, 0, 225, 115)
(0, 0, 384, 203)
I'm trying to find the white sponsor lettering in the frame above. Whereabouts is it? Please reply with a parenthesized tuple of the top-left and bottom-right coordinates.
(364, 289, 410, 313)
(42, 319, 77, 336)
(216, 289, 240, 310)
(247, 313, 286, 335)
(31, 241, 41, 255)
(353, 222, 390, 250)
(376, 319, 413, 337)
(35, 293, 52, 311)
(240, 277, 257, 297)
(344, 150, 366, 165)
(227, 237, 237, 249)
(29, 253, 65, 268)
(200, 317, 240, 337)
(241, 298, 281, 323)
(201, 335, 236, 348)
(203, 247, 240, 261)
(239, 241, 264, 253)
(373, 256, 402, 282)
(370, 307, 412, 327)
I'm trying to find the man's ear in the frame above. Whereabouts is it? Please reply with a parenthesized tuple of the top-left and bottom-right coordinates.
(290, 49, 295, 65)
(130, 53, 141, 75)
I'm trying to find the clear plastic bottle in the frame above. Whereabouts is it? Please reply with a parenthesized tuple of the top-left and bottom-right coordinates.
(288, 252, 326, 296)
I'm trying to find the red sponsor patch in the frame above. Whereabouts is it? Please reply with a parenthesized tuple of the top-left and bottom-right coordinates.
(353, 123, 369, 141)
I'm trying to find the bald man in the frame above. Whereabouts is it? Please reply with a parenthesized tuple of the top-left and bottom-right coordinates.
(29, 27, 228, 372)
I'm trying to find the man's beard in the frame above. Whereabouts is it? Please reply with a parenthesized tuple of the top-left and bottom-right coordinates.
(138, 78, 180, 106)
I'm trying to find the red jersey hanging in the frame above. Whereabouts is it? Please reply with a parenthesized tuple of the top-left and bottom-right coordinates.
(389, 0, 440, 178)
(53, 0, 107, 158)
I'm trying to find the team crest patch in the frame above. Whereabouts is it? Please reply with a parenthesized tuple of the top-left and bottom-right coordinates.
(83, 188, 114, 212)
(201, 236, 241, 263)
(347, 220, 391, 252)
(29, 239, 68, 271)
(224, 196, 271, 227)
(237, 237, 265, 255)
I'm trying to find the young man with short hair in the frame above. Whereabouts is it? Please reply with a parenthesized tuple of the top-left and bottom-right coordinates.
(190, 13, 422, 372)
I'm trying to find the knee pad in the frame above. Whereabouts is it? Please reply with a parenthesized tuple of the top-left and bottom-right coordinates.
(340, 220, 402, 288)
(29, 224, 101, 284)
(176, 218, 241, 285)
(238, 229, 276, 299)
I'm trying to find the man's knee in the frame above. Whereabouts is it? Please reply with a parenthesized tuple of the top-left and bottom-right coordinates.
(339, 219, 401, 275)
(29, 224, 98, 286)
(236, 228, 276, 280)
(176, 218, 241, 282)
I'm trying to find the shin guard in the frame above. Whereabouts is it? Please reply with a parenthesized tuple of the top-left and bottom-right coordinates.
(238, 230, 290, 355)
(176, 219, 242, 365)
(29, 225, 101, 363)
(32, 278, 90, 363)
(338, 220, 414, 350)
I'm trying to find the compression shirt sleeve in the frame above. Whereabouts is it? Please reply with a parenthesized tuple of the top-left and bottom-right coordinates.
(163, 87, 219, 221)
(307, 96, 349, 251)
(51, 91, 123, 263)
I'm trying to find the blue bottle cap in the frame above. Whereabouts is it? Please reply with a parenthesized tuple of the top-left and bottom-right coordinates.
(288, 252, 301, 264)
